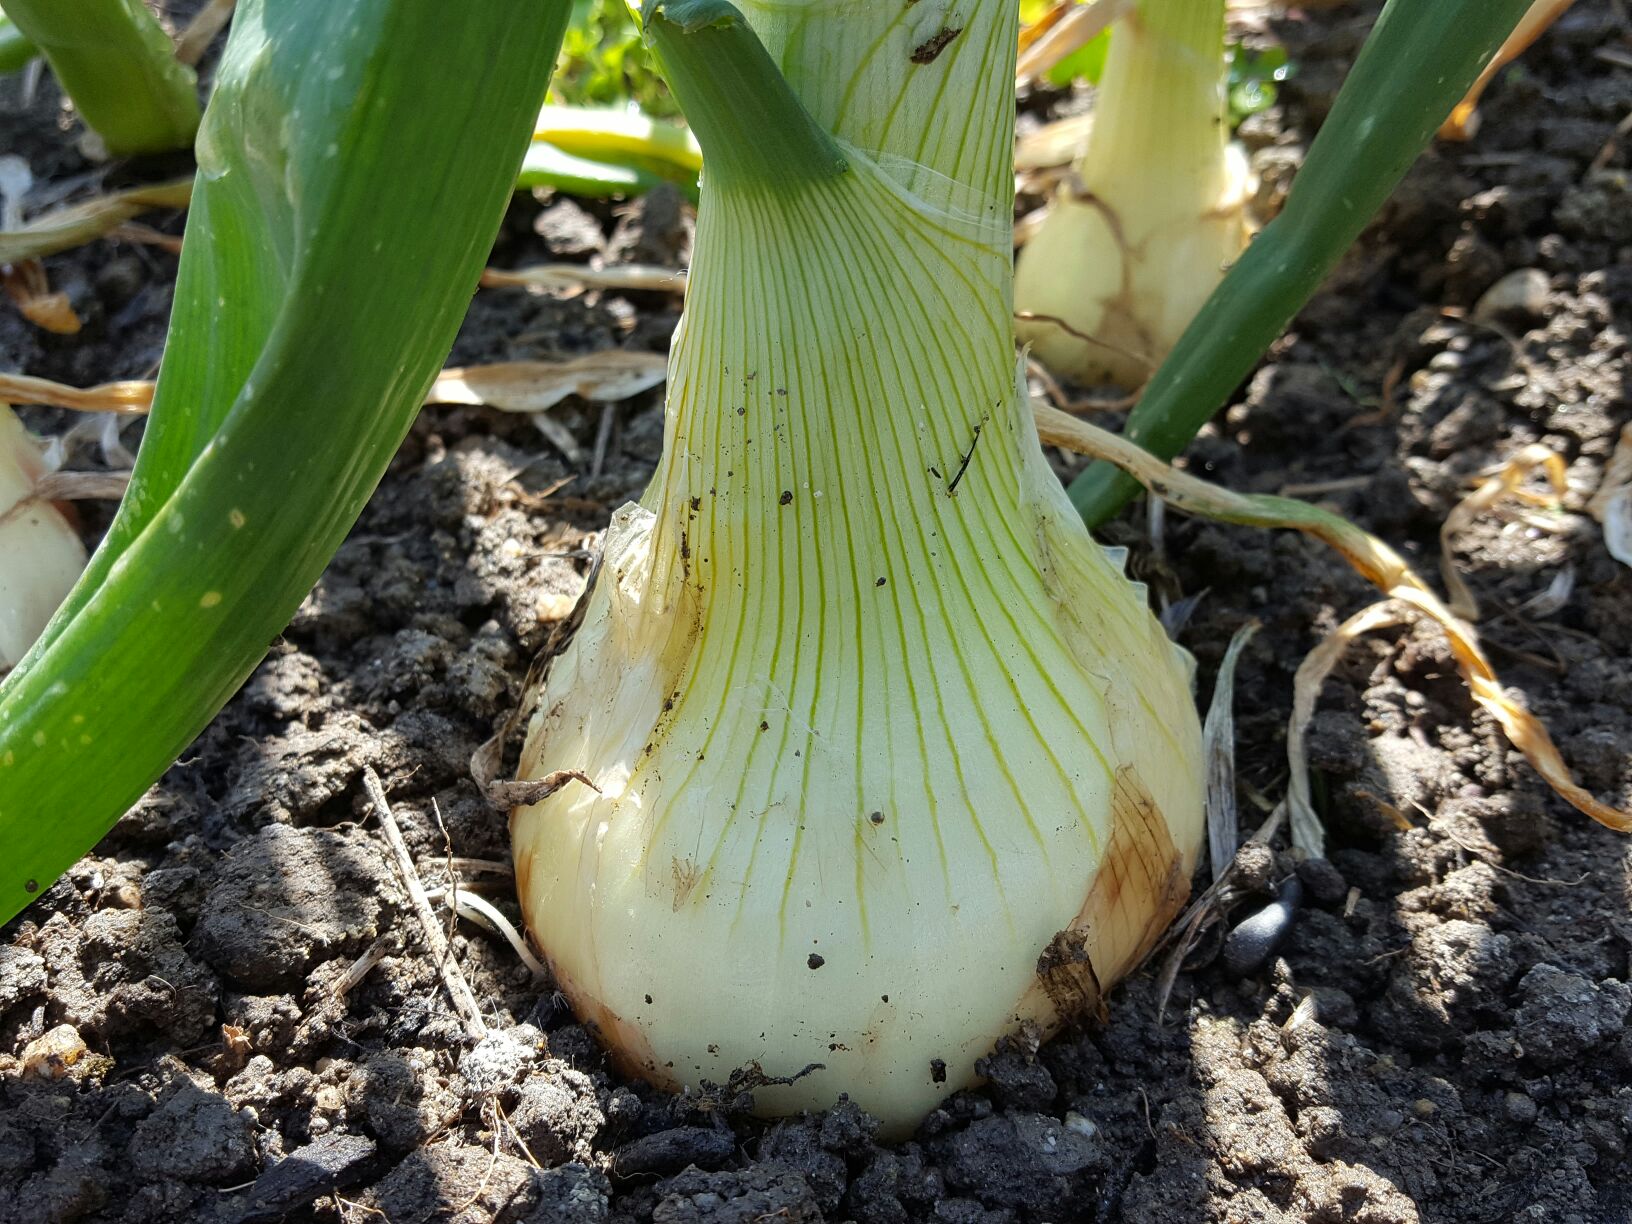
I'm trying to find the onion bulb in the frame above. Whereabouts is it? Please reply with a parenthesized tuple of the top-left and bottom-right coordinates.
(1, 406, 86, 672)
(512, 0, 1203, 1134)
(1015, 0, 1251, 387)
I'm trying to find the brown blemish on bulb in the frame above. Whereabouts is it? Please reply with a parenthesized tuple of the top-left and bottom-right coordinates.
(1019, 766, 1188, 1030)
(556, 963, 678, 1093)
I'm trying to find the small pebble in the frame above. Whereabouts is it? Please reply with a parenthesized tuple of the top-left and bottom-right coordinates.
(1504, 1091, 1539, 1125)
(1221, 875, 1303, 977)
(1472, 267, 1549, 324)
(1063, 1110, 1098, 1138)
(611, 1126, 736, 1178)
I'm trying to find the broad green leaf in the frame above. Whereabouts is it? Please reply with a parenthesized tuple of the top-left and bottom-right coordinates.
(1070, 0, 1535, 525)
(0, 13, 39, 75)
(2, 0, 198, 155)
(0, 0, 570, 923)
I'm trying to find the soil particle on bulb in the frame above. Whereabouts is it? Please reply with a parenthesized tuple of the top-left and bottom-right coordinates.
(808, 953, 826, 970)
(909, 27, 962, 64)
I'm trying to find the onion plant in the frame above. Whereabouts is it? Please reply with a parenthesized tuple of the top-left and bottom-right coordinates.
(509, 0, 1202, 1133)
(1015, 0, 1249, 386)
(2, 0, 199, 156)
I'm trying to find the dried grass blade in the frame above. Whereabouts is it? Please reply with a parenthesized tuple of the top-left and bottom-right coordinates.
(1287, 603, 1408, 856)
(1440, 0, 1577, 141)
(1016, 0, 1131, 84)
(1439, 443, 1567, 618)
(1204, 621, 1259, 880)
(2, 261, 79, 334)
(480, 263, 686, 294)
(1032, 398, 1632, 834)
(0, 178, 193, 265)
(431, 355, 667, 413)
(0, 372, 154, 414)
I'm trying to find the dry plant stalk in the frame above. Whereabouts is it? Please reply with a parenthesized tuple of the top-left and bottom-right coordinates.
(0, 178, 193, 265)
(480, 263, 686, 294)
(174, 0, 236, 66)
(0, 354, 670, 419)
(1285, 603, 1409, 856)
(362, 767, 489, 1040)
(1439, 443, 1567, 619)
(1033, 398, 1632, 834)
(1203, 620, 1258, 879)
(1016, 0, 1133, 83)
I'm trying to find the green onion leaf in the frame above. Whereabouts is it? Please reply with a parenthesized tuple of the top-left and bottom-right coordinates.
(1, 0, 199, 155)
(0, 0, 569, 924)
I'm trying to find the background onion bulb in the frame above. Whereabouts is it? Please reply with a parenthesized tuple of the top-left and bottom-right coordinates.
(1, 406, 86, 671)
(1015, 0, 1250, 387)
(511, 0, 1204, 1135)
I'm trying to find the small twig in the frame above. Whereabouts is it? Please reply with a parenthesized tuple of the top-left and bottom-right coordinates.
(362, 767, 488, 1040)
(592, 401, 616, 479)
(497, 1098, 543, 1168)
(1438, 827, 1589, 888)
(333, 931, 401, 1000)
(431, 798, 459, 978)
(1025, 354, 1138, 414)
(1015, 309, 1153, 372)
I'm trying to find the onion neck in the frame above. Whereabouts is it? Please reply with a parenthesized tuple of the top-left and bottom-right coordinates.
(639, 0, 1032, 597)
(1079, 0, 1229, 221)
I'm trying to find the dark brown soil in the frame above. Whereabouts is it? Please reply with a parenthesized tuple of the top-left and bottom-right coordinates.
(4, 3, 1632, 1222)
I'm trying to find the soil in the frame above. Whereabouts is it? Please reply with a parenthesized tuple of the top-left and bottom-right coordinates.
(4, 3, 1632, 1222)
